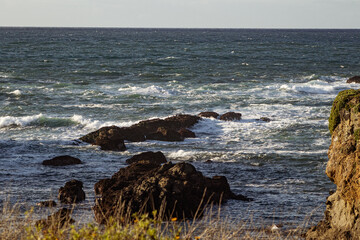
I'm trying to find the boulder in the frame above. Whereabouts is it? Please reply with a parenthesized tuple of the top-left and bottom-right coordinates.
(126, 151, 167, 165)
(58, 179, 86, 204)
(178, 128, 196, 138)
(346, 76, 360, 84)
(93, 154, 251, 224)
(42, 155, 82, 166)
(306, 89, 360, 239)
(79, 115, 201, 148)
(219, 112, 242, 121)
(198, 112, 219, 119)
(36, 200, 57, 207)
(36, 208, 74, 230)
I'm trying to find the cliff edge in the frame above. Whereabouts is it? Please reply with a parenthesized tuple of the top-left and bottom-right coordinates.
(307, 89, 360, 239)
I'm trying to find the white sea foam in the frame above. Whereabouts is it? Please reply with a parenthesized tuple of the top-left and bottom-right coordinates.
(118, 85, 178, 97)
(9, 90, 22, 96)
(0, 114, 43, 128)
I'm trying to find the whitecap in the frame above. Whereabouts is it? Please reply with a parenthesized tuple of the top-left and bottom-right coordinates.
(118, 84, 178, 97)
(0, 114, 43, 128)
(10, 90, 22, 96)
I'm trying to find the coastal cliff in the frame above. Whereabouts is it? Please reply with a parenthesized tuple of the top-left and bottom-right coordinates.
(307, 89, 360, 239)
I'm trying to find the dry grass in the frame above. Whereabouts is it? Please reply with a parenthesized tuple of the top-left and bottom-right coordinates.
(0, 198, 309, 240)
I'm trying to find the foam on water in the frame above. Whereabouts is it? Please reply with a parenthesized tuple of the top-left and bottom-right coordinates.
(0, 114, 44, 128)
(118, 84, 178, 97)
(9, 89, 22, 96)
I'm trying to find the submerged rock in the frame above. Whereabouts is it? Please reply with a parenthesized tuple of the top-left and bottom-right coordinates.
(93, 153, 251, 224)
(126, 151, 167, 165)
(306, 89, 360, 239)
(58, 179, 86, 204)
(346, 76, 360, 84)
(79, 114, 200, 149)
(42, 155, 82, 166)
(219, 112, 242, 121)
(36, 208, 74, 230)
(256, 117, 271, 122)
(198, 111, 219, 119)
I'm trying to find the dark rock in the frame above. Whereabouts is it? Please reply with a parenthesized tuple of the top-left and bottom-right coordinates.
(58, 179, 86, 204)
(42, 155, 82, 166)
(178, 128, 196, 138)
(346, 76, 360, 84)
(96, 136, 126, 151)
(36, 208, 75, 230)
(205, 160, 213, 163)
(93, 157, 251, 224)
(219, 112, 242, 121)
(126, 151, 167, 165)
(257, 117, 271, 122)
(36, 200, 57, 207)
(79, 115, 201, 148)
(146, 127, 184, 141)
(198, 112, 219, 119)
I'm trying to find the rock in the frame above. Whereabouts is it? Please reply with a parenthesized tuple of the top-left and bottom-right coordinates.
(79, 115, 201, 148)
(126, 151, 167, 165)
(306, 89, 360, 239)
(146, 127, 184, 141)
(199, 112, 219, 119)
(346, 76, 360, 84)
(36, 200, 57, 207)
(256, 117, 271, 122)
(219, 112, 242, 121)
(93, 157, 251, 224)
(58, 179, 86, 204)
(42, 155, 82, 166)
(178, 128, 196, 138)
(205, 160, 213, 163)
(36, 208, 75, 230)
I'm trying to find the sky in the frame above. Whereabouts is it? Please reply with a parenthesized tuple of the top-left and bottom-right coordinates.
(0, 0, 359, 28)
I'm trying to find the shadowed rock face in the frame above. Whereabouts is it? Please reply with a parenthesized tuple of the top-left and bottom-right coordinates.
(219, 112, 242, 121)
(198, 112, 219, 119)
(58, 179, 86, 204)
(93, 152, 251, 224)
(42, 155, 82, 166)
(79, 114, 200, 150)
(306, 90, 360, 239)
(346, 76, 360, 84)
(125, 151, 167, 165)
(36, 208, 75, 230)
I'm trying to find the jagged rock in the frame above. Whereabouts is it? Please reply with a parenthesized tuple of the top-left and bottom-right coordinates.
(79, 115, 200, 148)
(346, 76, 360, 84)
(126, 151, 167, 165)
(178, 128, 196, 138)
(36, 208, 75, 230)
(306, 89, 360, 239)
(58, 179, 86, 204)
(219, 112, 242, 121)
(199, 112, 219, 119)
(42, 155, 82, 166)
(36, 200, 57, 207)
(93, 154, 251, 224)
(146, 127, 184, 141)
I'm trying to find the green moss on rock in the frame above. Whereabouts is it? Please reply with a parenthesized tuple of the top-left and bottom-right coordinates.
(329, 89, 360, 135)
(355, 129, 360, 142)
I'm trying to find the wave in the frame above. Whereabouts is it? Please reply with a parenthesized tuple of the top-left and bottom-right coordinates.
(9, 90, 22, 96)
(118, 84, 178, 97)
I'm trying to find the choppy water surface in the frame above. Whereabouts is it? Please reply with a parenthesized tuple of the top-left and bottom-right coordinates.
(1, 28, 360, 228)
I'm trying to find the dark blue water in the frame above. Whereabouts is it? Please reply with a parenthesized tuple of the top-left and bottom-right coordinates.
(1, 28, 360, 228)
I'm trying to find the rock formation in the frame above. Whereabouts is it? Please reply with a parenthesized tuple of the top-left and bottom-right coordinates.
(346, 76, 360, 84)
(36, 208, 74, 230)
(198, 111, 219, 119)
(58, 179, 86, 204)
(306, 89, 360, 239)
(93, 152, 251, 224)
(219, 112, 242, 121)
(125, 151, 167, 165)
(42, 155, 82, 166)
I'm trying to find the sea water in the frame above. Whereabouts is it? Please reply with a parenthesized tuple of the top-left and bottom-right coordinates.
(1, 28, 360, 228)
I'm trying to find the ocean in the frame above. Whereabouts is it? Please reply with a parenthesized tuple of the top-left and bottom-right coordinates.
(1, 28, 359, 228)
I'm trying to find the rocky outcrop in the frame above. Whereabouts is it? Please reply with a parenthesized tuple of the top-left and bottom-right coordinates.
(36, 200, 57, 207)
(346, 76, 360, 84)
(58, 179, 86, 204)
(93, 153, 251, 224)
(126, 151, 167, 165)
(306, 89, 360, 239)
(256, 117, 271, 122)
(79, 114, 200, 149)
(42, 155, 82, 166)
(36, 208, 74, 230)
(199, 112, 219, 119)
(219, 112, 242, 121)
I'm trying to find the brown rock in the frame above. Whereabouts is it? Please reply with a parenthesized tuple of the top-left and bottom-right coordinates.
(36, 208, 75, 230)
(36, 200, 57, 207)
(306, 90, 360, 239)
(257, 117, 271, 122)
(199, 112, 219, 119)
(219, 112, 242, 121)
(146, 127, 184, 141)
(93, 155, 251, 224)
(42, 155, 82, 166)
(178, 128, 196, 138)
(346, 76, 360, 84)
(58, 179, 86, 204)
(126, 151, 167, 165)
